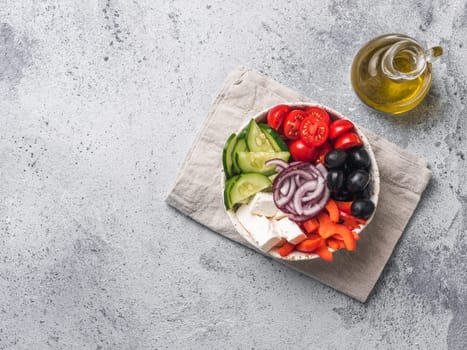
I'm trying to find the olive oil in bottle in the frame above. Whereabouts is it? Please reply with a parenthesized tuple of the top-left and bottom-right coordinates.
(351, 34, 443, 114)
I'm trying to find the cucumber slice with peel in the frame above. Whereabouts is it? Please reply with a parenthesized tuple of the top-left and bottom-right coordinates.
(227, 173, 272, 209)
(258, 123, 288, 152)
(236, 151, 290, 175)
(224, 175, 238, 209)
(222, 133, 237, 178)
(246, 119, 275, 152)
(232, 138, 248, 174)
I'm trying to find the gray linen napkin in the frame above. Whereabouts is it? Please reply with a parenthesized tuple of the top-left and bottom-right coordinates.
(166, 66, 432, 302)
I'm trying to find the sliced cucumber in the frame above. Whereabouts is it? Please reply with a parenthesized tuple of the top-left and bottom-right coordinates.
(222, 133, 237, 178)
(232, 138, 248, 174)
(224, 175, 238, 209)
(246, 119, 275, 152)
(236, 151, 290, 175)
(258, 123, 289, 152)
(228, 173, 272, 208)
(238, 124, 249, 139)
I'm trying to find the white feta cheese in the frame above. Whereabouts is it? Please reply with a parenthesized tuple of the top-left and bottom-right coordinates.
(274, 217, 307, 245)
(236, 204, 283, 251)
(249, 192, 278, 217)
(272, 209, 288, 220)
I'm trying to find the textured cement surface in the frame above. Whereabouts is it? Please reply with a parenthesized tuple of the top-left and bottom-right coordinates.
(0, 0, 466, 349)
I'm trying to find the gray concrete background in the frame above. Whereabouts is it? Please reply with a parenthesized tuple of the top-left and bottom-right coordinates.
(0, 0, 466, 349)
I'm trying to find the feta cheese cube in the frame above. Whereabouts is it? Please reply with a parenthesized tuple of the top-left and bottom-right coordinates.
(274, 217, 307, 245)
(272, 209, 288, 220)
(249, 192, 278, 217)
(236, 204, 283, 251)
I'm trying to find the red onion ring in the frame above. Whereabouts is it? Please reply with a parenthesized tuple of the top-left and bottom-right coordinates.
(280, 178, 291, 195)
(275, 179, 296, 208)
(272, 161, 330, 222)
(265, 158, 289, 173)
(300, 177, 324, 202)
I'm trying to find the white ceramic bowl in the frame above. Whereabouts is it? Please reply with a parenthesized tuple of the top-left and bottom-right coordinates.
(223, 102, 380, 261)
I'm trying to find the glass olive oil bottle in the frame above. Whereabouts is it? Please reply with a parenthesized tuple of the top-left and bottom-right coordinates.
(351, 34, 443, 114)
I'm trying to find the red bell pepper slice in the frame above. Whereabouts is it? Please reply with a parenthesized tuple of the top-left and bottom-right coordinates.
(325, 199, 340, 223)
(317, 210, 331, 225)
(307, 233, 321, 240)
(335, 201, 353, 214)
(296, 237, 322, 253)
(352, 231, 360, 241)
(315, 244, 333, 262)
(303, 218, 319, 234)
(339, 211, 366, 230)
(327, 238, 345, 250)
(277, 241, 295, 257)
(340, 211, 367, 225)
(343, 221, 358, 231)
(318, 222, 356, 251)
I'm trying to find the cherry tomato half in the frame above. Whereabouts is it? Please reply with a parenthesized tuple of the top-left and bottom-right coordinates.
(289, 139, 318, 162)
(315, 141, 333, 164)
(267, 104, 290, 131)
(299, 116, 329, 147)
(334, 131, 363, 149)
(305, 107, 330, 126)
(329, 119, 355, 140)
(283, 109, 307, 140)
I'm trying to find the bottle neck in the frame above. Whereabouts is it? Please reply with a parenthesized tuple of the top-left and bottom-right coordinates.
(381, 39, 428, 81)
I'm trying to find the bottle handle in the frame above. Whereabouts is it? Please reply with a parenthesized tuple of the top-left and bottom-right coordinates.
(425, 46, 443, 63)
(381, 40, 442, 81)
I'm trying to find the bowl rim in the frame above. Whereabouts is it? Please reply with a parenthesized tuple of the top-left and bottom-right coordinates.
(222, 102, 380, 261)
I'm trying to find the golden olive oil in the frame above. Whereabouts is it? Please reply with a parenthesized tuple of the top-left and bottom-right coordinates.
(351, 34, 442, 114)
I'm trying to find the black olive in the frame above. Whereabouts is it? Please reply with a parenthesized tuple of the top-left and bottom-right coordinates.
(348, 148, 371, 169)
(324, 150, 348, 169)
(351, 199, 375, 219)
(343, 162, 353, 176)
(356, 186, 371, 199)
(326, 170, 345, 192)
(331, 190, 354, 201)
(346, 169, 370, 193)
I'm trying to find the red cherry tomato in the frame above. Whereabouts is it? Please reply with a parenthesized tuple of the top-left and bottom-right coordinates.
(283, 109, 307, 140)
(334, 131, 363, 149)
(315, 141, 333, 164)
(289, 139, 318, 162)
(299, 116, 329, 147)
(267, 104, 290, 130)
(305, 107, 331, 126)
(329, 119, 355, 140)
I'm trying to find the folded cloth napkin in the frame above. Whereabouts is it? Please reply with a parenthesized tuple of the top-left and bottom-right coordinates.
(166, 66, 432, 302)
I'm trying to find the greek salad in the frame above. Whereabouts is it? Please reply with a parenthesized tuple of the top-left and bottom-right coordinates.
(222, 105, 376, 261)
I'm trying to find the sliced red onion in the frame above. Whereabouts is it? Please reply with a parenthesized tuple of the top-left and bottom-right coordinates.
(302, 190, 324, 211)
(316, 163, 328, 178)
(273, 167, 301, 189)
(300, 177, 324, 202)
(293, 180, 322, 215)
(288, 161, 309, 167)
(280, 178, 291, 195)
(306, 164, 321, 177)
(275, 180, 296, 208)
(295, 175, 301, 187)
(289, 214, 313, 222)
(302, 187, 330, 216)
(272, 160, 330, 220)
(285, 202, 295, 213)
(300, 181, 318, 199)
(265, 158, 289, 172)
(294, 169, 316, 182)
